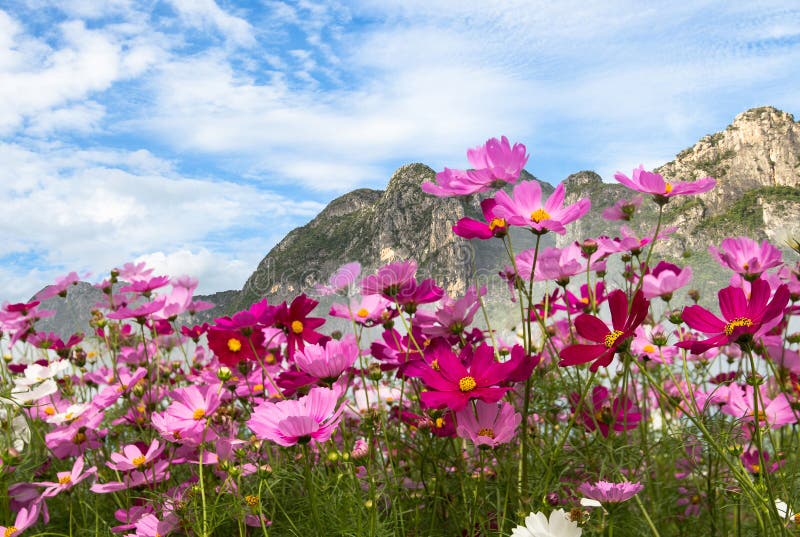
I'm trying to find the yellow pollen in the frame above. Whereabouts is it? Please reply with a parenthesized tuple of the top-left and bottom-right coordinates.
(227, 338, 242, 352)
(265, 352, 276, 365)
(690, 494, 701, 505)
(749, 410, 768, 422)
(530, 208, 551, 223)
(252, 384, 264, 393)
(291, 320, 304, 334)
(459, 376, 477, 392)
(430, 359, 440, 371)
(58, 475, 72, 485)
(72, 432, 86, 444)
(435, 417, 445, 428)
(44, 406, 56, 416)
(132, 455, 147, 467)
(724, 317, 753, 336)
(604, 330, 625, 348)
(137, 405, 145, 414)
(477, 427, 495, 439)
(193, 408, 206, 420)
(245, 495, 259, 507)
(5, 527, 18, 537)
(794, 513, 800, 524)
(751, 463, 761, 474)
(664, 182, 673, 194)
(580, 297, 589, 304)
(488, 217, 506, 231)
(356, 308, 369, 318)
(643, 344, 656, 353)
(64, 413, 73, 420)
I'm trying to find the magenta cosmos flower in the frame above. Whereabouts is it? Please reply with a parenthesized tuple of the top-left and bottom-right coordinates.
(361, 260, 418, 298)
(570, 385, 641, 437)
(641, 261, 692, 301)
(247, 386, 344, 446)
(614, 165, 715, 204)
(709, 236, 783, 280)
(677, 278, 789, 354)
(34, 456, 96, 498)
(559, 289, 649, 371)
(453, 199, 509, 240)
(422, 136, 529, 197)
(419, 343, 518, 411)
(456, 400, 521, 448)
(491, 181, 590, 235)
(579, 480, 644, 504)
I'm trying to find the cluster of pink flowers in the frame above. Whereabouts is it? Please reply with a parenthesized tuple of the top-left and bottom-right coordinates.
(3, 134, 800, 535)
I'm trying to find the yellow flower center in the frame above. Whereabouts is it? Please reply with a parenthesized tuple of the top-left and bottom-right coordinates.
(132, 455, 147, 467)
(193, 408, 206, 420)
(604, 330, 625, 348)
(356, 308, 369, 318)
(253, 384, 264, 393)
(58, 475, 72, 485)
(72, 432, 86, 444)
(530, 208, 551, 223)
(488, 217, 506, 231)
(245, 495, 259, 507)
(459, 376, 477, 392)
(44, 406, 56, 416)
(643, 344, 656, 353)
(5, 527, 18, 537)
(227, 338, 242, 352)
(749, 410, 768, 422)
(690, 494, 701, 505)
(664, 182, 673, 194)
(477, 427, 495, 439)
(265, 352, 276, 365)
(291, 320, 304, 334)
(751, 463, 761, 474)
(430, 359, 440, 371)
(724, 317, 753, 336)
(435, 417, 445, 428)
(794, 513, 800, 524)
(580, 297, 589, 304)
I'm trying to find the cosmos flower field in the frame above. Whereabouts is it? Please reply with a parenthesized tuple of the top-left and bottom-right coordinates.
(3, 137, 800, 536)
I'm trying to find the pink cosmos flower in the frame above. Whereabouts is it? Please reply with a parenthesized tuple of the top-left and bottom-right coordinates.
(721, 384, 795, 429)
(164, 384, 222, 436)
(273, 294, 326, 359)
(559, 289, 649, 371)
(314, 262, 361, 296)
(570, 386, 641, 437)
(106, 298, 167, 321)
(107, 439, 165, 472)
(602, 195, 643, 221)
(36, 271, 83, 300)
(452, 199, 509, 239)
(491, 181, 591, 235)
(630, 325, 678, 364)
(741, 449, 783, 475)
(677, 278, 789, 354)
(709, 236, 784, 280)
(133, 513, 179, 537)
(676, 487, 706, 518)
(419, 343, 517, 411)
(329, 295, 395, 327)
(614, 165, 715, 203)
(578, 480, 644, 503)
(90, 460, 171, 494)
(35, 456, 96, 498)
(0, 506, 40, 537)
(207, 327, 266, 367)
(294, 334, 359, 382)
(422, 136, 528, 197)
(456, 400, 521, 448)
(641, 261, 692, 300)
(415, 285, 485, 339)
(247, 386, 344, 446)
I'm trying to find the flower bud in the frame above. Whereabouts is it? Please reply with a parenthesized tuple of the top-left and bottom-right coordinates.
(217, 366, 233, 381)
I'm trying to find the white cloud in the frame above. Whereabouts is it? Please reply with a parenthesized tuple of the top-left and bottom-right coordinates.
(166, 0, 256, 47)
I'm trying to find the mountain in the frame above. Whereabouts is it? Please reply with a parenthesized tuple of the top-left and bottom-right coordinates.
(32, 106, 800, 335)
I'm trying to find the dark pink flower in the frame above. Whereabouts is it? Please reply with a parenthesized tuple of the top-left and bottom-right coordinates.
(273, 294, 326, 359)
(419, 344, 515, 411)
(452, 199, 509, 239)
(559, 289, 649, 371)
(677, 278, 789, 353)
(570, 385, 641, 437)
(614, 165, 715, 203)
(207, 327, 265, 367)
(709, 236, 783, 280)
(492, 181, 590, 235)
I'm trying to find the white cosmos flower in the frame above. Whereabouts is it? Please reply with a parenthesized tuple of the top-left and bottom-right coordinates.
(776, 499, 798, 523)
(9, 379, 58, 404)
(511, 508, 582, 537)
(46, 403, 88, 425)
(13, 360, 71, 387)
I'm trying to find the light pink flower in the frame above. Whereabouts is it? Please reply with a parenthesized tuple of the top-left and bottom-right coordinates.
(709, 236, 783, 279)
(641, 261, 692, 300)
(614, 165, 715, 203)
(35, 456, 96, 498)
(294, 335, 359, 382)
(248, 387, 344, 446)
(579, 480, 644, 503)
(492, 181, 590, 235)
(107, 440, 165, 472)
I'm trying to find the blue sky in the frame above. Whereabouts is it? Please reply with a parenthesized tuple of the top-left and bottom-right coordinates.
(2, 0, 799, 301)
